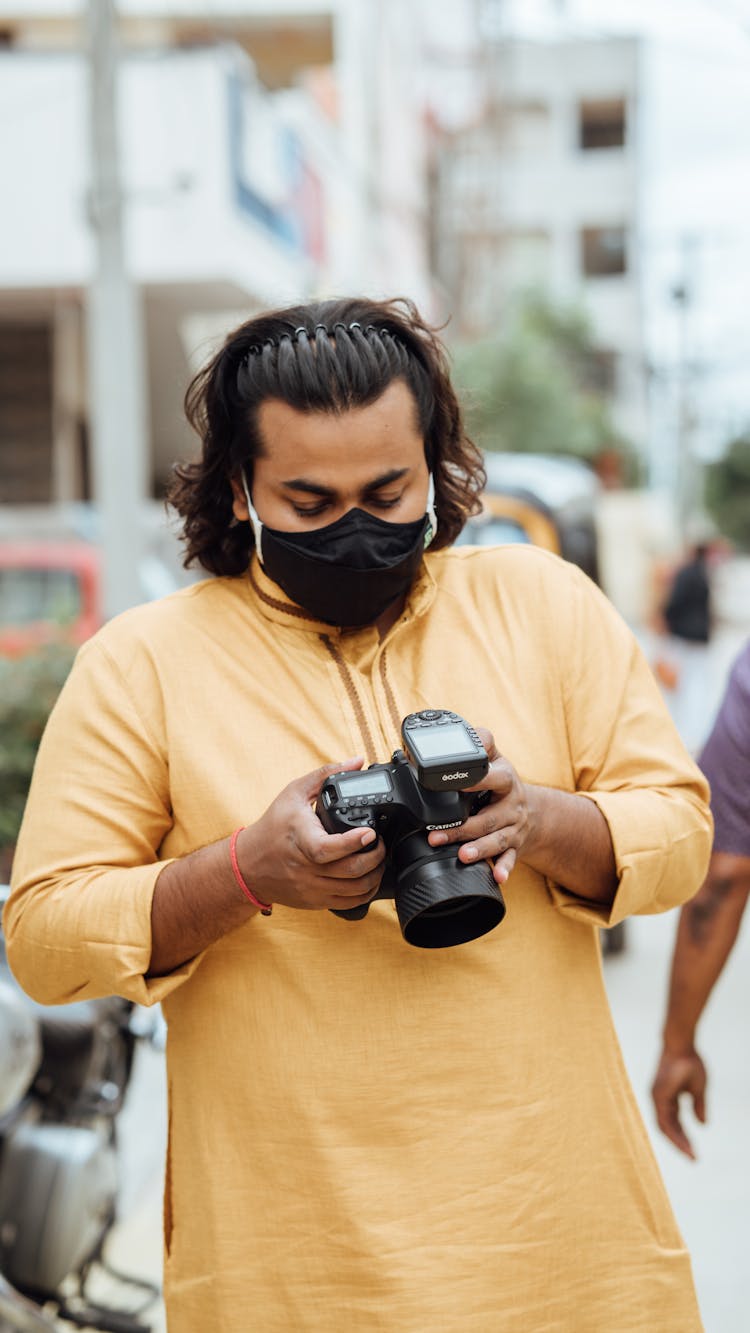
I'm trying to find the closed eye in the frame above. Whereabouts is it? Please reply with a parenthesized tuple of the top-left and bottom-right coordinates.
(292, 501, 330, 517)
(292, 492, 404, 518)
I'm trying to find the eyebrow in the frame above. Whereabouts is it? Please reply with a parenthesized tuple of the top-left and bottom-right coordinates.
(281, 468, 410, 498)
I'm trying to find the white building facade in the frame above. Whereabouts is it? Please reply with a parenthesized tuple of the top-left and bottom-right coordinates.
(433, 35, 648, 452)
(0, 1, 435, 514)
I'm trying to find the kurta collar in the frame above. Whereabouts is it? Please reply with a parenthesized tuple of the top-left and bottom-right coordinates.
(244, 552, 438, 639)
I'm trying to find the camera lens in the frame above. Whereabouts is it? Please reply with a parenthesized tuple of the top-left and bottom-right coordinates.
(391, 834, 506, 948)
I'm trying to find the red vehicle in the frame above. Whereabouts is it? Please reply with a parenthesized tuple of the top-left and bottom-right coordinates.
(0, 542, 101, 657)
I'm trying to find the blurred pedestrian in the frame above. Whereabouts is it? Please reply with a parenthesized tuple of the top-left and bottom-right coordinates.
(5, 298, 712, 1332)
(658, 542, 714, 753)
(663, 543, 712, 647)
(652, 637, 750, 1158)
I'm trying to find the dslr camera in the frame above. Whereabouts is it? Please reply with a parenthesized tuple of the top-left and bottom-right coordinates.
(315, 709, 506, 949)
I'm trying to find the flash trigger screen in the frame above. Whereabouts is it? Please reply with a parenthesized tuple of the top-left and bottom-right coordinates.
(412, 724, 472, 759)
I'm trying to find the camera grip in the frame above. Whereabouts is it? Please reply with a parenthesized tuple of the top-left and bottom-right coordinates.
(315, 786, 383, 924)
(330, 903, 371, 922)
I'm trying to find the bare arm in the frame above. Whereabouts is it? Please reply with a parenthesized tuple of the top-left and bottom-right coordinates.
(149, 837, 260, 978)
(520, 784, 616, 903)
(651, 851, 750, 1157)
(663, 851, 750, 1051)
(428, 732, 617, 904)
(148, 759, 385, 977)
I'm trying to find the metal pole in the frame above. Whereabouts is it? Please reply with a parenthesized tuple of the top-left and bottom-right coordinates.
(671, 233, 698, 544)
(85, 0, 148, 618)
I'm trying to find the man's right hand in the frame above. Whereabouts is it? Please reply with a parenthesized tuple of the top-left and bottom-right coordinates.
(149, 757, 386, 977)
(235, 757, 386, 912)
(651, 1046, 707, 1160)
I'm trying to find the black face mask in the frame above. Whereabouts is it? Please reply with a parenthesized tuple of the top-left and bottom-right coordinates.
(245, 486, 436, 627)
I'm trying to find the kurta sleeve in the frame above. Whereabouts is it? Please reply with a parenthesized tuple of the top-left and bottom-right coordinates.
(4, 635, 204, 1006)
(545, 564, 713, 928)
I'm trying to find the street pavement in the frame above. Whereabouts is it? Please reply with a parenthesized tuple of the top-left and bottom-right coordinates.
(606, 911, 750, 1333)
(105, 569, 750, 1332)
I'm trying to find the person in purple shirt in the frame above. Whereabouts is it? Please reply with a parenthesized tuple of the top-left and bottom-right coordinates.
(652, 638, 750, 1158)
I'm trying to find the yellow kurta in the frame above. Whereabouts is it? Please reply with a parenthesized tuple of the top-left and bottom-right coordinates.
(6, 546, 712, 1332)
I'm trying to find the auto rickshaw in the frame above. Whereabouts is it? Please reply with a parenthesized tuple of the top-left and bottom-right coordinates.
(0, 541, 101, 658)
(457, 451, 601, 585)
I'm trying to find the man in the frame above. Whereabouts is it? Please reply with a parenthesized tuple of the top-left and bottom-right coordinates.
(652, 638, 750, 1159)
(660, 543, 714, 754)
(5, 298, 712, 1331)
(663, 545, 712, 648)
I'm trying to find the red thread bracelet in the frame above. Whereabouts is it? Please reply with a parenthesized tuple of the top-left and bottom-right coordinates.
(229, 828, 272, 916)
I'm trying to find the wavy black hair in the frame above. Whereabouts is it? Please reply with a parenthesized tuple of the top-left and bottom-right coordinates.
(167, 296, 485, 575)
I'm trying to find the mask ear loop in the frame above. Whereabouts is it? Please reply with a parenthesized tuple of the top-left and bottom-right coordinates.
(425, 474, 438, 549)
(241, 470, 266, 564)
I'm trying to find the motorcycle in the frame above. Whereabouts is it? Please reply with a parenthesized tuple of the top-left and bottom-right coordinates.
(0, 887, 161, 1333)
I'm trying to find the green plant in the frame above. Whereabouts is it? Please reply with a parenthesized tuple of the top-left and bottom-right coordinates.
(450, 292, 639, 480)
(0, 644, 76, 852)
(704, 433, 750, 551)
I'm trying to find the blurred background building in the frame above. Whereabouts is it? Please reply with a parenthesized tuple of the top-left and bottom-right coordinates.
(431, 32, 646, 451)
(0, 0, 433, 513)
(0, 0, 749, 626)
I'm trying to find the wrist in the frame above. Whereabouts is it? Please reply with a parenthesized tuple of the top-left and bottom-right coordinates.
(229, 826, 273, 915)
(661, 1026, 697, 1058)
(520, 783, 546, 862)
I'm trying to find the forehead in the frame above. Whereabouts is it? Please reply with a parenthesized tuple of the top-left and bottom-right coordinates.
(254, 379, 424, 479)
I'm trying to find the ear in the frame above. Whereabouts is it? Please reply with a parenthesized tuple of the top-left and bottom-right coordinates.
(230, 475, 249, 523)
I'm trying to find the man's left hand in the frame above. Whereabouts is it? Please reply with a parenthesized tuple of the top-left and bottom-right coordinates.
(426, 728, 529, 885)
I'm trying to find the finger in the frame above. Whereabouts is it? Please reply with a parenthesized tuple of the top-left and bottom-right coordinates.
(455, 823, 521, 871)
(463, 757, 515, 796)
(327, 879, 383, 908)
(300, 756, 365, 802)
(318, 841, 386, 880)
(655, 1099, 696, 1160)
(490, 847, 517, 885)
(694, 1088, 707, 1123)
(427, 793, 512, 848)
(306, 823, 380, 864)
(454, 842, 516, 881)
(467, 724, 497, 758)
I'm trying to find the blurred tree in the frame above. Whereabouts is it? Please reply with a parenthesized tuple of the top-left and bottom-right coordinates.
(704, 433, 750, 552)
(0, 645, 75, 873)
(450, 293, 638, 479)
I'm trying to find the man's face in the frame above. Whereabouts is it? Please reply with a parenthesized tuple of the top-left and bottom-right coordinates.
(230, 379, 430, 531)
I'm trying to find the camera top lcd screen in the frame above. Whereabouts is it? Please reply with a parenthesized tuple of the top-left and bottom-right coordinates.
(338, 770, 392, 797)
(410, 723, 473, 760)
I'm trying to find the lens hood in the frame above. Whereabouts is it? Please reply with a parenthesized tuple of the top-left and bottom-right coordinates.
(393, 836, 506, 948)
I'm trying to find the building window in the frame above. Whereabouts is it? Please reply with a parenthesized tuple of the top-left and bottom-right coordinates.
(579, 99, 626, 150)
(0, 324, 53, 503)
(581, 226, 627, 277)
